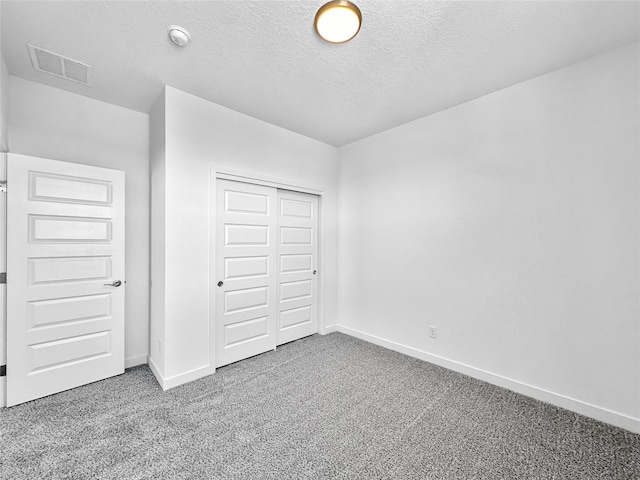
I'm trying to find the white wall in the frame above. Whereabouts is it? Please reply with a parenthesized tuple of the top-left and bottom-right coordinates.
(8, 76, 150, 367)
(149, 89, 166, 377)
(150, 86, 338, 385)
(337, 43, 640, 432)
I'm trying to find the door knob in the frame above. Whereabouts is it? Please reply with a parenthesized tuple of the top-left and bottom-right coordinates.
(104, 280, 122, 287)
(313, 270, 317, 275)
(218, 281, 224, 287)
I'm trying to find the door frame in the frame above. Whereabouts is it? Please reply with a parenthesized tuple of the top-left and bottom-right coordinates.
(209, 166, 326, 370)
(0, 153, 7, 407)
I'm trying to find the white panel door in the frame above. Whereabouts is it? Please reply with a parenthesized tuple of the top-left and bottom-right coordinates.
(215, 179, 277, 367)
(7, 154, 125, 406)
(276, 190, 318, 345)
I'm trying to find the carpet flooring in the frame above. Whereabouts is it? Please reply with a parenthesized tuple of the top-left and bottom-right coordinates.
(1, 332, 638, 479)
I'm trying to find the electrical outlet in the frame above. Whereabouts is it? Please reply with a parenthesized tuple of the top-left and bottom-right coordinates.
(429, 326, 438, 339)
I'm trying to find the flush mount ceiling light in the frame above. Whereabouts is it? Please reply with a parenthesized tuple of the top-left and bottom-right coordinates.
(314, 0, 362, 44)
(168, 25, 191, 47)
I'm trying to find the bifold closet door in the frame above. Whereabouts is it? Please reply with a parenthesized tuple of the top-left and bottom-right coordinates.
(276, 190, 318, 346)
(215, 179, 277, 368)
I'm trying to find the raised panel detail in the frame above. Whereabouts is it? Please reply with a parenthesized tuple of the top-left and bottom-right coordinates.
(281, 198, 312, 218)
(225, 190, 269, 215)
(225, 286, 268, 314)
(29, 294, 111, 329)
(225, 316, 268, 347)
(29, 331, 111, 373)
(29, 215, 112, 243)
(30, 172, 112, 205)
(280, 254, 312, 273)
(225, 224, 268, 246)
(225, 256, 268, 280)
(280, 306, 312, 330)
(281, 227, 312, 245)
(29, 256, 112, 285)
(280, 280, 312, 301)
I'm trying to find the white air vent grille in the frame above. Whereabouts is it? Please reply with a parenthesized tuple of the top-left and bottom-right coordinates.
(28, 45, 92, 86)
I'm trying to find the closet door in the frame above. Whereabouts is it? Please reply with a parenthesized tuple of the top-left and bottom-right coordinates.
(277, 190, 318, 345)
(215, 180, 277, 367)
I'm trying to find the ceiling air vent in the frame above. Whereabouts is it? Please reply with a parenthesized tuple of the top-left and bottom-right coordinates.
(27, 44, 92, 86)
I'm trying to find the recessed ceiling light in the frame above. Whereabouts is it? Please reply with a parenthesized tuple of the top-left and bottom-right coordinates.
(314, 1, 362, 44)
(168, 25, 191, 47)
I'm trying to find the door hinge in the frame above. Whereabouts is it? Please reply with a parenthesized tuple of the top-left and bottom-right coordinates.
(0, 365, 5, 377)
(0, 180, 6, 193)
(0, 272, 5, 284)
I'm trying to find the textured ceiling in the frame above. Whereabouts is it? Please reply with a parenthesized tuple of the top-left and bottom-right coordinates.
(1, 1, 639, 146)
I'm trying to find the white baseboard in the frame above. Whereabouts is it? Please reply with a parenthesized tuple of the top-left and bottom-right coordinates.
(0, 377, 5, 408)
(125, 354, 148, 369)
(321, 324, 338, 334)
(336, 325, 640, 434)
(148, 358, 215, 391)
(147, 356, 164, 388)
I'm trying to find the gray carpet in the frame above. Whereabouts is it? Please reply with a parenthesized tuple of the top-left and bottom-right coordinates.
(1, 333, 638, 479)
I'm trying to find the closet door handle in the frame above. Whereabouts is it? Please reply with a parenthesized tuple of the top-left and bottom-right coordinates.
(104, 280, 122, 287)
(313, 270, 317, 275)
(218, 281, 224, 287)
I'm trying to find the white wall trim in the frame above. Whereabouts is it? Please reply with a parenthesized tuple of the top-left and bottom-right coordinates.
(321, 324, 337, 334)
(125, 354, 148, 369)
(147, 356, 164, 389)
(0, 153, 6, 409)
(215, 168, 323, 196)
(161, 364, 215, 391)
(336, 325, 640, 434)
(149, 358, 214, 391)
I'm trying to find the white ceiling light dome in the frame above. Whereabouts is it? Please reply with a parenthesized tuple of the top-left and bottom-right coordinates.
(314, 1, 362, 44)
(168, 25, 191, 47)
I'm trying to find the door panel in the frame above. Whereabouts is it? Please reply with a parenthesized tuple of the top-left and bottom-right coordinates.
(224, 189, 269, 214)
(225, 224, 269, 245)
(281, 199, 312, 218)
(7, 154, 125, 406)
(280, 254, 312, 273)
(224, 256, 268, 280)
(224, 316, 269, 347)
(280, 305, 312, 330)
(224, 286, 269, 313)
(29, 330, 112, 372)
(280, 280, 312, 302)
(29, 172, 112, 205)
(276, 190, 318, 345)
(29, 215, 112, 242)
(281, 227, 312, 245)
(215, 179, 277, 367)
(28, 256, 112, 284)
(28, 293, 110, 327)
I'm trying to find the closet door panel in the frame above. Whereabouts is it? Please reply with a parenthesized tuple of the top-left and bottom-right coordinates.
(276, 190, 318, 345)
(215, 180, 277, 367)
